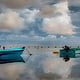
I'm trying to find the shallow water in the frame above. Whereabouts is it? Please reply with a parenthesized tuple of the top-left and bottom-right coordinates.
(0, 46, 80, 80)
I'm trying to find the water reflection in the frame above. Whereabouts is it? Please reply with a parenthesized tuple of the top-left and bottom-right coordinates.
(0, 47, 79, 80)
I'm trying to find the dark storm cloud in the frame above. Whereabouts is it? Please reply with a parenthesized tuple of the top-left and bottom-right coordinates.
(68, 0, 80, 7)
(70, 11, 80, 29)
(69, 6, 80, 12)
(0, 0, 31, 8)
(0, 0, 67, 9)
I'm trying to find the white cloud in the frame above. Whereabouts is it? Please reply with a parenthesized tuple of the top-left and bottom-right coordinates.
(40, 0, 68, 17)
(0, 8, 39, 31)
(42, 17, 75, 35)
(22, 9, 39, 23)
(44, 35, 56, 40)
(5, 32, 57, 42)
(0, 10, 25, 31)
(0, 0, 77, 35)
(0, 8, 40, 31)
(41, 1, 75, 35)
(1, 32, 80, 46)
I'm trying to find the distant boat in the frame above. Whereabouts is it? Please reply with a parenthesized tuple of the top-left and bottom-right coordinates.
(53, 51, 59, 54)
(0, 47, 25, 64)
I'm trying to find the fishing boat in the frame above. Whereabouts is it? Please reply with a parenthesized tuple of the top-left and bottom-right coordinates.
(0, 47, 25, 64)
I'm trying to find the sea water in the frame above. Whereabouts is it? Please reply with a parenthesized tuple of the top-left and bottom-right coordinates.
(0, 45, 80, 80)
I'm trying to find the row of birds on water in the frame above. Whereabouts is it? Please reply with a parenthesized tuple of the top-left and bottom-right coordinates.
(0, 45, 59, 49)
(27, 45, 80, 49)
(0, 45, 80, 49)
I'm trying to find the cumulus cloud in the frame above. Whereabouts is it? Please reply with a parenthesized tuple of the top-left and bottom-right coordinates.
(41, 1, 75, 35)
(0, 0, 77, 35)
(0, 10, 25, 31)
(39, 0, 68, 17)
(21, 9, 39, 23)
(0, 8, 39, 31)
(0, 0, 78, 38)
(42, 17, 75, 35)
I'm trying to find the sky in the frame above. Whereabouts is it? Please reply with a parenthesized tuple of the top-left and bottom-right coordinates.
(0, 0, 80, 45)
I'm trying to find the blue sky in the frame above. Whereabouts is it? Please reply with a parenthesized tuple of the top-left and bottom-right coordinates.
(0, 0, 80, 45)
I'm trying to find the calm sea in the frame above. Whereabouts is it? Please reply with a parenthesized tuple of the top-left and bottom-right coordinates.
(0, 45, 80, 80)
